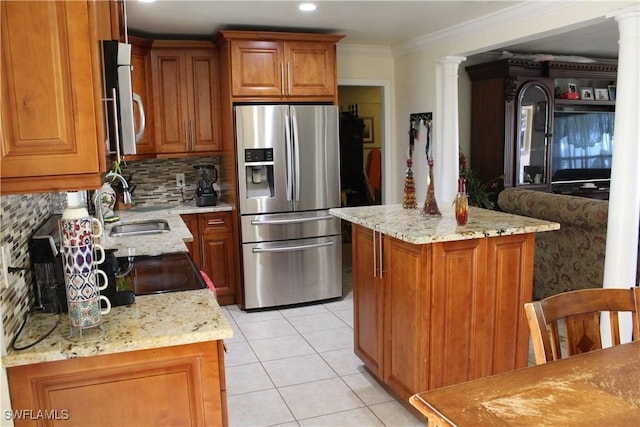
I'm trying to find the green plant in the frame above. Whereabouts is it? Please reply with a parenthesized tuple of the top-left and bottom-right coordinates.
(459, 151, 498, 210)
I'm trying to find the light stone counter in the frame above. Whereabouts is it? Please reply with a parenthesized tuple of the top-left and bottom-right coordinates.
(102, 202, 233, 256)
(329, 204, 559, 245)
(2, 289, 232, 367)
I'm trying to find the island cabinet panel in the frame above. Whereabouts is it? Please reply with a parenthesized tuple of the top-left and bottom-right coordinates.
(0, 0, 105, 194)
(382, 237, 431, 398)
(352, 225, 535, 400)
(151, 43, 222, 156)
(352, 225, 384, 378)
(7, 341, 228, 427)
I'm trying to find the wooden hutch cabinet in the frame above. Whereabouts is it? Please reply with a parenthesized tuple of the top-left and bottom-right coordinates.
(151, 41, 222, 156)
(466, 58, 617, 198)
(1, 1, 106, 194)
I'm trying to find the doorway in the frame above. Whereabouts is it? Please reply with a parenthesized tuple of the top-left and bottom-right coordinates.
(338, 85, 385, 207)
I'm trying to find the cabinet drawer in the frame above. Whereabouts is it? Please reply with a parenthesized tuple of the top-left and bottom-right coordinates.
(199, 212, 232, 234)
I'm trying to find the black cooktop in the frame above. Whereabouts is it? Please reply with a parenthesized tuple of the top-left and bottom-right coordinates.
(116, 252, 206, 295)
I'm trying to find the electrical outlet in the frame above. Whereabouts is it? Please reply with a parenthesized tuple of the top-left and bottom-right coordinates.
(1, 245, 10, 289)
(176, 173, 186, 188)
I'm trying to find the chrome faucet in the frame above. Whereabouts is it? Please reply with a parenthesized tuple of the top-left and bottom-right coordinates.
(105, 171, 132, 204)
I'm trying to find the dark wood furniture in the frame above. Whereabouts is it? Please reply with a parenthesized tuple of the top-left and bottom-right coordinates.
(525, 287, 640, 364)
(465, 59, 617, 197)
(410, 341, 640, 427)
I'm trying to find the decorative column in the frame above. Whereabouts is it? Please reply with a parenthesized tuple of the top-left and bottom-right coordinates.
(434, 56, 466, 205)
(602, 4, 640, 344)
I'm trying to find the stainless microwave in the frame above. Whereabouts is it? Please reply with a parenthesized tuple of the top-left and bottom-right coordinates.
(103, 41, 145, 156)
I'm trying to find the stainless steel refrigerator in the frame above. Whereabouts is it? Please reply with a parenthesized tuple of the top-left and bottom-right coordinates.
(235, 105, 342, 309)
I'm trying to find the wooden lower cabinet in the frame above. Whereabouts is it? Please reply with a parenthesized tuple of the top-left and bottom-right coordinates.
(181, 212, 239, 305)
(352, 224, 535, 400)
(7, 341, 228, 427)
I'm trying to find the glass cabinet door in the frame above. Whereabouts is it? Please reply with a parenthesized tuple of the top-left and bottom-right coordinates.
(516, 82, 551, 187)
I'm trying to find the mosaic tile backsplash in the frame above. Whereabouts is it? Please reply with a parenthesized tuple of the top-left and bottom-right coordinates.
(0, 156, 224, 352)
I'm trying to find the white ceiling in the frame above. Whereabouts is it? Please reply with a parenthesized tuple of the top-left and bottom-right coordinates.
(126, 0, 621, 59)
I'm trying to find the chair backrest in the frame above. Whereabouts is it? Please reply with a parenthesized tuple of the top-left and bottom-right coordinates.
(524, 287, 640, 364)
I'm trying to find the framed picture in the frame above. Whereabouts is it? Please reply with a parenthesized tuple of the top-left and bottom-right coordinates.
(580, 87, 594, 100)
(594, 88, 609, 101)
(608, 85, 617, 101)
(362, 117, 374, 143)
(567, 82, 578, 94)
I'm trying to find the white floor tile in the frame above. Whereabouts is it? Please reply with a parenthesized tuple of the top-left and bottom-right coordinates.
(238, 318, 298, 341)
(225, 322, 247, 344)
(342, 372, 396, 406)
(280, 304, 330, 318)
(224, 341, 259, 367)
(227, 305, 285, 324)
(227, 389, 295, 427)
(249, 334, 316, 362)
(279, 377, 365, 420)
(298, 407, 384, 427)
(226, 362, 274, 396)
(287, 312, 349, 333)
(262, 354, 337, 387)
(368, 400, 426, 427)
(333, 309, 354, 328)
(301, 326, 354, 353)
(319, 348, 366, 376)
(323, 294, 354, 312)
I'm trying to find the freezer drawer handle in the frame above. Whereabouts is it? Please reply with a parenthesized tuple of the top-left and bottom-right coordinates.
(252, 240, 334, 253)
(251, 215, 334, 225)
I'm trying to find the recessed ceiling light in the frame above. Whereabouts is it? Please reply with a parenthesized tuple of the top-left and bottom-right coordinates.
(138, 0, 156, 3)
(298, 3, 317, 12)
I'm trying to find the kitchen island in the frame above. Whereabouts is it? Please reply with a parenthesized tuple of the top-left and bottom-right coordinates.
(329, 204, 559, 401)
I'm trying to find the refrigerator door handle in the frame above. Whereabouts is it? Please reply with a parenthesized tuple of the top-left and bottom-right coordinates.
(252, 240, 334, 253)
(285, 112, 294, 201)
(251, 215, 334, 225)
(291, 110, 301, 202)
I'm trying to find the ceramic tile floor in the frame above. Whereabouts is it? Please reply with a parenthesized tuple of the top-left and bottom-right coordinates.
(221, 294, 427, 427)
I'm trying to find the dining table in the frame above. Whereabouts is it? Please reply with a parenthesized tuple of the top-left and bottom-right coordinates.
(409, 340, 640, 426)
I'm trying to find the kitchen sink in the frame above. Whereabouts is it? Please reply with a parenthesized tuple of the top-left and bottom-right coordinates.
(109, 219, 171, 237)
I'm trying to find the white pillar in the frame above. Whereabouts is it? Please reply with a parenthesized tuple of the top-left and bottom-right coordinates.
(434, 56, 466, 205)
(602, 4, 640, 345)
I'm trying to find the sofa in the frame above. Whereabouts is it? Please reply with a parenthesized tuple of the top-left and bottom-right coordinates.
(497, 188, 610, 300)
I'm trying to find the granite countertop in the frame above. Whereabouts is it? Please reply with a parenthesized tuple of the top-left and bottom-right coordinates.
(2, 289, 233, 367)
(102, 202, 233, 256)
(330, 204, 560, 245)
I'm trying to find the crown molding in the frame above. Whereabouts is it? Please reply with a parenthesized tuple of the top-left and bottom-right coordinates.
(392, 1, 581, 57)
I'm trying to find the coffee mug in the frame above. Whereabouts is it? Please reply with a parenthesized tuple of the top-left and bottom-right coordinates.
(61, 244, 105, 274)
(60, 216, 103, 247)
(65, 269, 108, 301)
(68, 296, 111, 329)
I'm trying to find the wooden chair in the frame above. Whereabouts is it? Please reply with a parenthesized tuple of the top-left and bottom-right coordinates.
(524, 287, 640, 364)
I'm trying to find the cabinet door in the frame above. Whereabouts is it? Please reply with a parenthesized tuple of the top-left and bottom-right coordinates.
(130, 41, 155, 156)
(151, 48, 189, 153)
(285, 41, 336, 98)
(352, 224, 384, 378)
(1, 1, 104, 193)
(382, 236, 430, 400)
(186, 49, 221, 152)
(230, 40, 284, 97)
(181, 214, 201, 270)
(199, 212, 237, 302)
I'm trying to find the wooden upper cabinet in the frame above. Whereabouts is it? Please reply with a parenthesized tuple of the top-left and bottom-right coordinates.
(151, 42, 221, 156)
(217, 31, 343, 102)
(0, 1, 105, 194)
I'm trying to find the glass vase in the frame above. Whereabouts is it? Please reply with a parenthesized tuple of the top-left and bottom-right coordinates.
(422, 158, 441, 216)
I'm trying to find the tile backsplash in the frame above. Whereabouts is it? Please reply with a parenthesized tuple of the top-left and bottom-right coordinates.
(0, 156, 227, 351)
(0, 192, 56, 351)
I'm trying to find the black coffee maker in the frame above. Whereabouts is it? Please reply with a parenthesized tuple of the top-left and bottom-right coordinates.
(194, 164, 218, 206)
